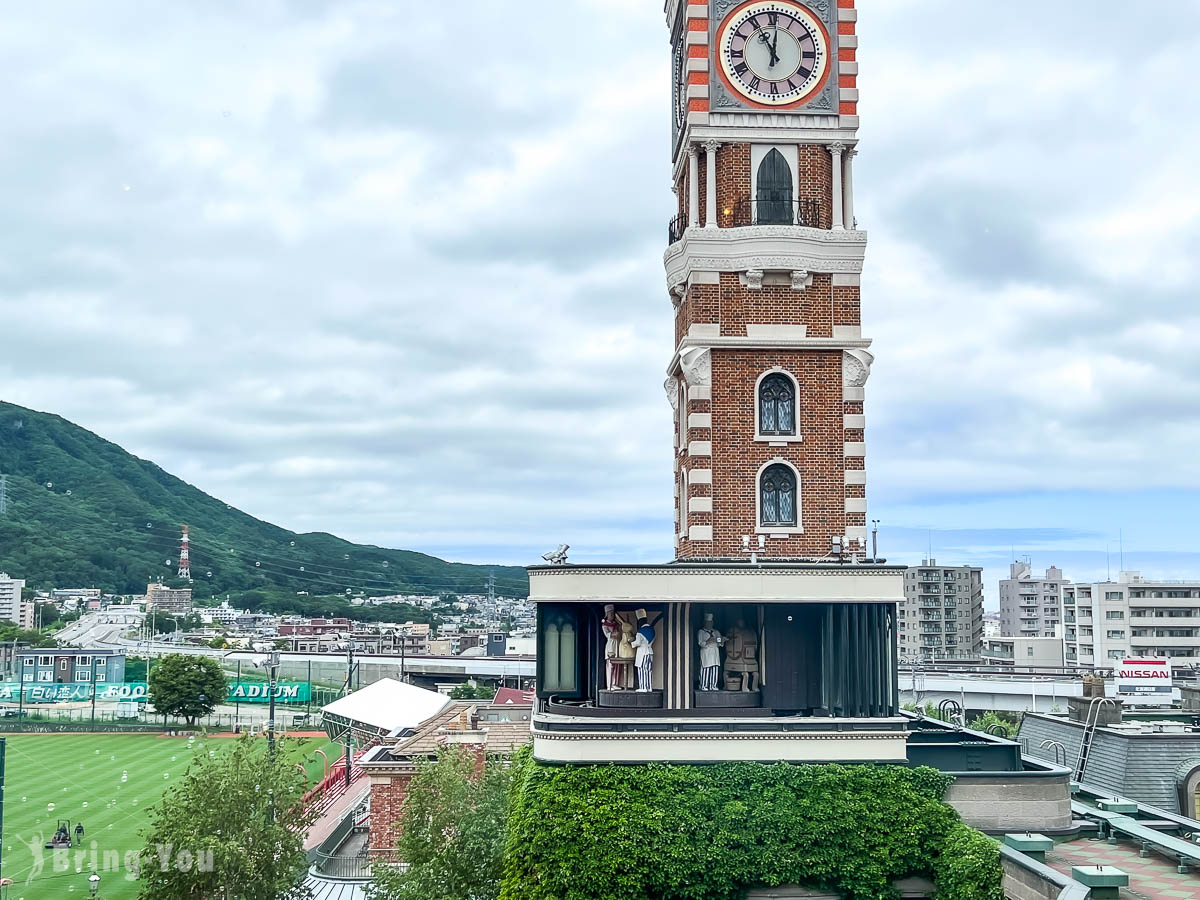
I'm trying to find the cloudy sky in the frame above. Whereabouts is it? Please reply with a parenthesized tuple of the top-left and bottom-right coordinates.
(3, 1, 1199, 604)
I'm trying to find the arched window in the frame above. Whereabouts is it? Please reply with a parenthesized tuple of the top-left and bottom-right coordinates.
(756, 148, 793, 225)
(759, 373, 796, 436)
(760, 464, 797, 528)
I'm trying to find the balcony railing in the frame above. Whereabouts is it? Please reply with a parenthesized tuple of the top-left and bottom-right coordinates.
(731, 196, 824, 228)
(668, 213, 686, 245)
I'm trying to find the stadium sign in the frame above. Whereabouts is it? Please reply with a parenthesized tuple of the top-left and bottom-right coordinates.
(227, 681, 311, 703)
(0, 682, 149, 703)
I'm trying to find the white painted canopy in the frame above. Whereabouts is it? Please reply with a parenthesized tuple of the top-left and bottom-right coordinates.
(321, 678, 450, 736)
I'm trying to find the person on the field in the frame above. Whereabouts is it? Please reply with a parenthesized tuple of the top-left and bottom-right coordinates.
(74, 822, 84, 845)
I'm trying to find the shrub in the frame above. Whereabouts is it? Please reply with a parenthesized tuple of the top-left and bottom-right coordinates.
(500, 760, 994, 900)
(932, 822, 1003, 899)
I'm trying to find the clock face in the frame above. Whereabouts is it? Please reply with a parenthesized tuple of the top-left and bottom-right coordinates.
(673, 38, 687, 128)
(717, 1, 829, 107)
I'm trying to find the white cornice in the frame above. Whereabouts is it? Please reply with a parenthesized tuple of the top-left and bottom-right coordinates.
(664, 225, 867, 290)
(666, 335, 874, 376)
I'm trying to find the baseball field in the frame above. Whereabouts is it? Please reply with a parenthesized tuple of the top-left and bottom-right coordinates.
(0, 732, 339, 899)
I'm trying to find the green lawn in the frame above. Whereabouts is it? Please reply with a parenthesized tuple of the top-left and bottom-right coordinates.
(1, 733, 336, 899)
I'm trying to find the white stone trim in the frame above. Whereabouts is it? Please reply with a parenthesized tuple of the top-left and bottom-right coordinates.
(745, 324, 808, 339)
(844, 470, 867, 486)
(688, 468, 713, 485)
(687, 440, 712, 457)
(831, 273, 861, 286)
(839, 88, 860, 102)
(844, 442, 866, 458)
(845, 498, 868, 514)
(837, 7, 858, 21)
(840, 35, 859, 49)
(843, 386, 865, 402)
(687, 384, 711, 401)
(688, 497, 712, 514)
(687, 412, 711, 429)
(663, 224, 867, 289)
(755, 458, 803, 535)
(686, 57, 708, 73)
(686, 84, 709, 100)
(841, 62, 859, 75)
(686, 111, 708, 126)
(832, 325, 861, 339)
(532, 727, 909, 764)
(688, 323, 720, 338)
(689, 271, 720, 284)
(840, 115, 860, 129)
(753, 368, 803, 445)
(685, 3, 707, 18)
(685, 31, 708, 45)
(843, 414, 865, 429)
(688, 524, 713, 541)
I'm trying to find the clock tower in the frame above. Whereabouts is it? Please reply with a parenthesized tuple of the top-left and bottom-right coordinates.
(526, 0, 904, 767)
(665, 0, 870, 562)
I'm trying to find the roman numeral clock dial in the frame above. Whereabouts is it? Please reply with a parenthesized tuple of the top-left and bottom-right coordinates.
(718, 1, 828, 106)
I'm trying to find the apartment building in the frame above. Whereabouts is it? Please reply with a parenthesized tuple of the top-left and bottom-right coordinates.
(0, 573, 31, 628)
(999, 562, 1068, 637)
(1065, 572, 1200, 666)
(144, 583, 193, 615)
(899, 560, 985, 660)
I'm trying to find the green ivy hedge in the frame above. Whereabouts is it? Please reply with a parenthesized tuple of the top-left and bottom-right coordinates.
(501, 758, 1002, 900)
(931, 822, 1004, 900)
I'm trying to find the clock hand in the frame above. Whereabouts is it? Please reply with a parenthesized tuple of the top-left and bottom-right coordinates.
(770, 27, 780, 64)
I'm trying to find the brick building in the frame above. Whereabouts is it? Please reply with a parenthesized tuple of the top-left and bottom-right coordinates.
(359, 698, 532, 857)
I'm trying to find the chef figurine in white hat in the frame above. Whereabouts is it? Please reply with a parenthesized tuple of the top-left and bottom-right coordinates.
(631, 608, 656, 692)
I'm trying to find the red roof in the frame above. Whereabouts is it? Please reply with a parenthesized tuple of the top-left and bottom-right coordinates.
(491, 687, 535, 706)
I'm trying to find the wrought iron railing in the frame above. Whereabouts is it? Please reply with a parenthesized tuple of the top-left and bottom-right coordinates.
(667, 213, 686, 244)
(730, 196, 824, 227)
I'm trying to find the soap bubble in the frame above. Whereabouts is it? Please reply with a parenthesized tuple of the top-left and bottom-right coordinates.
(120, 775, 127, 783)
(346, 589, 351, 595)
(65, 490, 72, 496)
(163, 773, 169, 779)
(45, 482, 53, 488)
(343, 554, 349, 560)
(94, 750, 99, 755)
(82, 802, 88, 808)
(171, 756, 177, 761)
(300, 566, 305, 572)
(255, 562, 261, 568)
(206, 572, 212, 577)
(47, 803, 55, 811)
(21, 796, 26, 802)
(146, 523, 152, 528)
(209, 750, 216, 757)
(290, 541, 295, 546)
(382, 561, 389, 568)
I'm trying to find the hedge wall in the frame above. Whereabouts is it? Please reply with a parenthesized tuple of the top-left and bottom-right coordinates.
(501, 757, 1002, 900)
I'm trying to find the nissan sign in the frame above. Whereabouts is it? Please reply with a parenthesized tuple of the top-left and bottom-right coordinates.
(1115, 658, 1172, 698)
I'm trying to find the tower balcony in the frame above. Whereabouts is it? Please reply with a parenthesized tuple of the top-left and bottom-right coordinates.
(663, 214, 867, 295)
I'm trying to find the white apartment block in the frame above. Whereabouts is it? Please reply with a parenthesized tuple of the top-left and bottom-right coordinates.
(999, 562, 1068, 637)
(1065, 572, 1200, 666)
(0, 573, 28, 627)
(899, 560, 985, 660)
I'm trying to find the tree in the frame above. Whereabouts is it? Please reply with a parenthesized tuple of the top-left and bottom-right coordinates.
(138, 736, 315, 900)
(449, 682, 495, 700)
(369, 747, 521, 900)
(148, 654, 227, 725)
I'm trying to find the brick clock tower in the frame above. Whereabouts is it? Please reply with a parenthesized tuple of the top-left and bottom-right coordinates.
(526, 0, 905, 766)
(664, 0, 871, 562)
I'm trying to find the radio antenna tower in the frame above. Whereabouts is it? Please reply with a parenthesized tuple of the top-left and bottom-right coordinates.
(177, 525, 191, 579)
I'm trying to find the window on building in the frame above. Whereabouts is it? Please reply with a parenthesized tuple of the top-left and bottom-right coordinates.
(95, 670, 106, 682)
(22, 672, 33, 683)
(77, 656, 91, 667)
(1027, 647, 1034, 657)
(1105, 591, 1123, 600)
(538, 606, 580, 697)
(1106, 611, 1125, 620)
(77, 669, 91, 682)
(37, 671, 52, 682)
(759, 464, 797, 527)
(1107, 650, 1123, 659)
(38, 655, 52, 666)
(755, 148, 793, 225)
(679, 469, 687, 534)
(22, 658, 32, 667)
(758, 373, 796, 436)
(1106, 630, 1125, 639)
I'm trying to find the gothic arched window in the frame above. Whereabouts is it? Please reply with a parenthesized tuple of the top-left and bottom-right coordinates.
(760, 464, 797, 528)
(759, 373, 796, 436)
(756, 148, 794, 225)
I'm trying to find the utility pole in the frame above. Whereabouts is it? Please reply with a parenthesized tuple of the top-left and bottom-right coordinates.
(485, 571, 496, 605)
(90, 657, 98, 728)
(343, 643, 355, 787)
(0, 737, 6, 886)
(267, 650, 281, 756)
(871, 519, 880, 561)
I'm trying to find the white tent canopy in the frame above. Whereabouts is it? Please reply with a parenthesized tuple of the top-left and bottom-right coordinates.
(322, 678, 451, 741)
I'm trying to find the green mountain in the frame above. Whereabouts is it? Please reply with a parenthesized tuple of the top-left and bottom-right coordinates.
(0, 401, 529, 602)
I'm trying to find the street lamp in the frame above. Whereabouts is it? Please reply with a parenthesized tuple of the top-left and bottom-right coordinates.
(89, 871, 101, 897)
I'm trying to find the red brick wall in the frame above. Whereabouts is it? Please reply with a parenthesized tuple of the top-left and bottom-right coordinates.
(676, 275, 861, 345)
(677, 350, 850, 559)
(368, 774, 411, 857)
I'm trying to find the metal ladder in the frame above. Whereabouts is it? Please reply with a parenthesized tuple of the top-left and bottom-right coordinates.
(1074, 696, 1117, 782)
